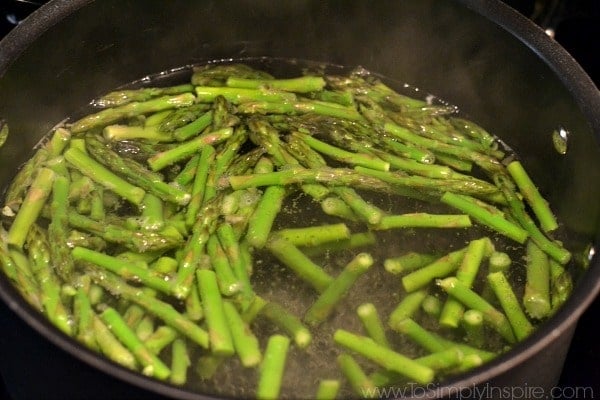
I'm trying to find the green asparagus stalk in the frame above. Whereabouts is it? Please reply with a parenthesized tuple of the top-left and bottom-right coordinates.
(337, 353, 377, 398)
(102, 125, 173, 142)
(184, 278, 204, 322)
(226, 75, 326, 93)
(495, 174, 571, 264)
(315, 379, 341, 400)
(73, 286, 97, 350)
(71, 93, 196, 133)
(357, 303, 390, 348)
(266, 235, 334, 293)
(441, 191, 528, 243)
(216, 222, 253, 305)
(461, 310, 485, 348)
(550, 259, 573, 312)
(256, 334, 291, 400)
(92, 314, 138, 370)
(439, 237, 491, 328)
(507, 160, 558, 232)
(147, 127, 233, 171)
(206, 234, 242, 296)
(173, 110, 214, 141)
(47, 174, 74, 280)
(437, 277, 516, 343)
(26, 226, 72, 335)
(88, 268, 209, 348)
(422, 295, 443, 318)
(245, 185, 287, 249)
(333, 329, 435, 384)
(64, 147, 146, 205)
(94, 84, 195, 108)
(320, 196, 360, 221)
(401, 247, 468, 293)
(372, 213, 471, 230)
(144, 326, 178, 355)
(195, 86, 296, 104)
(223, 301, 262, 367)
(100, 307, 171, 380)
(487, 271, 534, 340)
(523, 241, 552, 319)
(383, 252, 438, 275)
(388, 289, 428, 329)
(301, 231, 376, 257)
(72, 246, 173, 295)
(85, 136, 191, 205)
(170, 338, 191, 385)
(185, 145, 215, 227)
(272, 223, 351, 247)
(239, 99, 364, 121)
(196, 269, 235, 356)
(160, 103, 211, 132)
(7, 168, 55, 248)
(304, 253, 374, 326)
(259, 300, 312, 349)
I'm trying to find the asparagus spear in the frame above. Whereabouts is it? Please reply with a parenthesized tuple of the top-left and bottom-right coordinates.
(256, 334, 291, 400)
(304, 252, 374, 326)
(259, 300, 312, 349)
(71, 93, 196, 133)
(197, 269, 235, 356)
(170, 338, 191, 385)
(337, 353, 377, 397)
(357, 303, 390, 348)
(333, 329, 435, 384)
(223, 301, 262, 367)
(523, 240, 552, 319)
(487, 271, 534, 340)
(7, 168, 55, 248)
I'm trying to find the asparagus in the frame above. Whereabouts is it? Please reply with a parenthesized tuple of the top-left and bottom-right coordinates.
(144, 326, 178, 355)
(73, 286, 97, 350)
(384, 252, 438, 275)
(223, 301, 262, 367)
(401, 247, 467, 293)
(64, 147, 146, 205)
(422, 295, 443, 318)
(256, 334, 291, 400)
(0, 239, 42, 310)
(197, 269, 235, 356)
(184, 278, 204, 322)
(259, 300, 312, 349)
(185, 145, 215, 227)
(461, 310, 485, 348)
(523, 240, 552, 319)
(487, 271, 534, 340)
(172, 110, 214, 141)
(304, 252, 374, 326)
(206, 234, 241, 296)
(7, 168, 55, 248)
(85, 136, 191, 205)
(195, 86, 296, 104)
(72, 246, 173, 295)
(441, 191, 528, 243)
(333, 329, 435, 384)
(266, 235, 334, 293)
(507, 160, 558, 232)
(173, 199, 219, 299)
(357, 303, 390, 348)
(94, 84, 195, 108)
(71, 93, 196, 133)
(100, 307, 171, 379)
(245, 185, 287, 249)
(93, 315, 138, 370)
(26, 225, 72, 335)
(388, 289, 428, 329)
(272, 223, 351, 247)
(439, 237, 491, 328)
(216, 222, 253, 305)
(337, 353, 377, 397)
(147, 127, 233, 171)
(550, 259, 573, 312)
(167, 338, 190, 386)
(103, 125, 172, 142)
(66, 211, 183, 252)
(302, 231, 377, 257)
(495, 174, 571, 264)
(47, 175, 74, 280)
(88, 268, 209, 348)
(315, 379, 341, 400)
(372, 213, 471, 230)
(226, 75, 326, 93)
(437, 277, 516, 343)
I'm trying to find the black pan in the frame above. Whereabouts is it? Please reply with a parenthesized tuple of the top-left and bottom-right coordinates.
(0, 1, 599, 399)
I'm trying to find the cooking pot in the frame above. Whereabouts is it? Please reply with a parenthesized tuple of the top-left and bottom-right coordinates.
(1, 1, 599, 399)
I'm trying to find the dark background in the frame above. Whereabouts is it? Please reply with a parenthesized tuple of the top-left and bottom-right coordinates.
(0, 0, 598, 399)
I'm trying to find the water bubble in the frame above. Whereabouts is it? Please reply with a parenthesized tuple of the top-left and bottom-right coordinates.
(552, 126, 569, 154)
